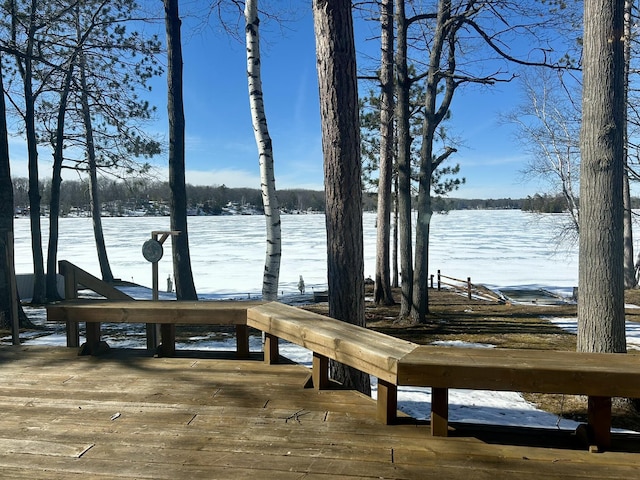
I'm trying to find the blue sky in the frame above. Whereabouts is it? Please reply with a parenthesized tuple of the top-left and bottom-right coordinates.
(8, 2, 550, 200)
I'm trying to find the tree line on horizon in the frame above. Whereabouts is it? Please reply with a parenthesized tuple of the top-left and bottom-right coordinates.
(17, 177, 640, 216)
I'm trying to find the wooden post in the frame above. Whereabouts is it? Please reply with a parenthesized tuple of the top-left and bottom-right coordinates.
(588, 396, 612, 451)
(263, 333, 279, 364)
(437, 270, 441, 291)
(235, 324, 250, 358)
(60, 261, 80, 348)
(146, 231, 179, 351)
(429, 274, 433, 289)
(6, 232, 19, 345)
(376, 379, 398, 425)
(147, 255, 160, 350)
(467, 277, 472, 300)
(431, 387, 449, 437)
(159, 324, 176, 356)
(312, 352, 329, 389)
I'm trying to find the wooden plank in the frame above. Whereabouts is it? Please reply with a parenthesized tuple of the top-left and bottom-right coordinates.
(263, 333, 279, 364)
(247, 302, 417, 383)
(431, 387, 449, 437)
(47, 300, 264, 325)
(588, 396, 612, 451)
(59, 260, 132, 301)
(312, 352, 329, 389)
(0, 347, 638, 480)
(397, 346, 640, 398)
(376, 379, 397, 425)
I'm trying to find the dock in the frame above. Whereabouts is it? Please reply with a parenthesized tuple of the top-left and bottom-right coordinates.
(0, 345, 638, 479)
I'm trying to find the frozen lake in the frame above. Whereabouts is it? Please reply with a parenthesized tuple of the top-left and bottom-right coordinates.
(13, 209, 582, 297)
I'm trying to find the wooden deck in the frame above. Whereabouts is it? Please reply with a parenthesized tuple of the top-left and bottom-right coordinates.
(0, 346, 638, 479)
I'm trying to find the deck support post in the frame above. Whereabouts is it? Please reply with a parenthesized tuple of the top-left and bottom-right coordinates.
(431, 387, 449, 437)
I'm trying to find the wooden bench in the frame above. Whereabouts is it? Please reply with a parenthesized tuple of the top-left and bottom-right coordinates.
(247, 302, 640, 451)
(46, 299, 264, 357)
(246, 301, 418, 424)
(396, 345, 640, 451)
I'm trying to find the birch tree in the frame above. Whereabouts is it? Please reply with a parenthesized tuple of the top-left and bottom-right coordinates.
(578, 0, 626, 353)
(313, 0, 370, 396)
(245, 0, 281, 301)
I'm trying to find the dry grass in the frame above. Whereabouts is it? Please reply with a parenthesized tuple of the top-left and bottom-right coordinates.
(304, 285, 640, 432)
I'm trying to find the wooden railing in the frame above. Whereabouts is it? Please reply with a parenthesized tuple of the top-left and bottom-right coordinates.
(57, 260, 133, 348)
(431, 270, 503, 303)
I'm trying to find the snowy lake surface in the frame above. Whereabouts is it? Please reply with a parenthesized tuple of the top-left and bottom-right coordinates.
(10, 209, 640, 433)
(13, 209, 582, 297)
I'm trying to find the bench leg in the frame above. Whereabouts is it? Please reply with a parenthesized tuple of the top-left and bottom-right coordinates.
(376, 379, 397, 425)
(431, 387, 449, 437)
(588, 396, 612, 451)
(236, 325, 250, 359)
(159, 324, 176, 357)
(79, 322, 109, 356)
(66, 320, 79, 348)
(263, 333, 279, 364)
(312, 353, 330, 390)
(146, 323, 161, 350)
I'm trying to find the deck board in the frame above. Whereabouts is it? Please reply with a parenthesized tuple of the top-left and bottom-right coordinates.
(0, 346, 638, 479)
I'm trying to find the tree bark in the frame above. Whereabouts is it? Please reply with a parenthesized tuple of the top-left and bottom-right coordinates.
(79, 50, 114, 283)
(46, 58, 76, 302)
(374, 0, 395, 306)
(313, 0, 370, 396)
(245, 0, 282, 301)
(164, 0, 197, 300)
(0, 52, 28, 331)
(577, 0, 626, 352)
(395, 1, 413, 317)
(12, 0, 45, 303)
(411, 0, 455, 324)
(622, 0, 635, 289)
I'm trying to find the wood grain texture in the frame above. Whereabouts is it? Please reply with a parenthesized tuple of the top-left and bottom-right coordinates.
(0, 346, 637, 479)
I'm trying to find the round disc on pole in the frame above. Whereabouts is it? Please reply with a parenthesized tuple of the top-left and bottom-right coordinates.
(142, 239, 163, 263)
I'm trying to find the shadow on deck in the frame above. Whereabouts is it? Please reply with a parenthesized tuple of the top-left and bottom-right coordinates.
(0, 346, 638, 479)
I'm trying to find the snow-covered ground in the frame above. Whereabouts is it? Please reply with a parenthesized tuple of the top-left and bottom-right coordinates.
(10, 210, 640, 433)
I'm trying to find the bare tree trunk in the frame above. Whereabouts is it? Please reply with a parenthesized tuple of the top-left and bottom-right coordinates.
(46, 58, 76, 302)
(0, 51, 28, 330)
(313, 0, 370, 396)
(392, 177, 399, 288)
(79, 51, 114, 283)
(577, 0, 626, 353)
(374, 0, 395, 306)
(411, 0, 454, 324)
(12, 0, 45, 303)
(245, 0, 281, 301)
(622, 0, 635, 289)
(395, 1, 413, 317)
(164, 0, 197, 300)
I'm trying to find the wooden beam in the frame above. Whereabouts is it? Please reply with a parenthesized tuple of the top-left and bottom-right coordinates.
(431, 387, 449, 437)
(588, 396, 612, 451)
(376, 379, 398, 425)
(312, 353, 329, 390)
(236, 325, 250, 358)
(263, 333, 279, 364)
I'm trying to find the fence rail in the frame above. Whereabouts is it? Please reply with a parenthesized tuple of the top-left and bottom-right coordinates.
(431, 270, 503, 303)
